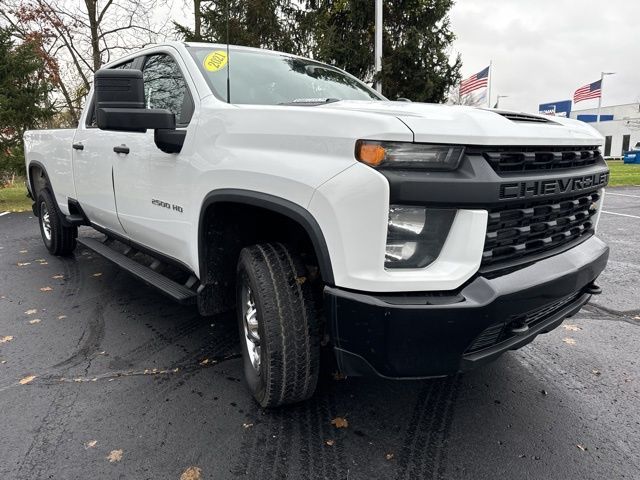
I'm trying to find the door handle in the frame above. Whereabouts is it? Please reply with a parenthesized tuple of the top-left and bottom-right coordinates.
(113, 145, 130, 154)
(72, 143, 84, 151)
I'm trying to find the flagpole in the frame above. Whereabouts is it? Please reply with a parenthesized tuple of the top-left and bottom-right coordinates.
(374, 0, 383, 93)
(487, 60, 493, 108)
(597, 71, 616, 123)
(596, 72, 604, 123)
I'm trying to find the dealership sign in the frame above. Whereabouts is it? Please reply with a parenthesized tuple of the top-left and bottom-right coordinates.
(539, 100, 572, 117)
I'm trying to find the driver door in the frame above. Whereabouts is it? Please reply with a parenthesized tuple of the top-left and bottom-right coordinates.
(111, 52, 196, 265)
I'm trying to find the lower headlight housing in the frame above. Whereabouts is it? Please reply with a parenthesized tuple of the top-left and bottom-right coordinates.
(385, 206, 457, 269)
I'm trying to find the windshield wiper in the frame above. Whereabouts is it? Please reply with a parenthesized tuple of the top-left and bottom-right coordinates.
(279, 98, 341, 106)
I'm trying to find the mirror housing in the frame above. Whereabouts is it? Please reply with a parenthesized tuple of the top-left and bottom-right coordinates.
(94, 69, 177, 135)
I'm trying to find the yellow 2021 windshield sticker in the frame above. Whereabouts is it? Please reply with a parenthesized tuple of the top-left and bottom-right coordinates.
(203, 51, 228, 72)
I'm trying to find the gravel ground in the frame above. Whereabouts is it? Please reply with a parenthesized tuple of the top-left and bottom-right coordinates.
(0, 188, 639, 480)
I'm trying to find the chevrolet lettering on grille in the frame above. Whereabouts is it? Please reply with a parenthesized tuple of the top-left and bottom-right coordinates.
(499, 171, 609, 200)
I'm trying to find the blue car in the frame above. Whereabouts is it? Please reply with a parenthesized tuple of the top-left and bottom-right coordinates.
(624, 142, 640, 164)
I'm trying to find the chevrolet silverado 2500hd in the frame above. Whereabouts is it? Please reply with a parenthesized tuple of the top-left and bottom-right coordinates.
(24, 42, 610, 407)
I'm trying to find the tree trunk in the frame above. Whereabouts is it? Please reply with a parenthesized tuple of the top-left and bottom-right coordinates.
(85, 0, 101, 71)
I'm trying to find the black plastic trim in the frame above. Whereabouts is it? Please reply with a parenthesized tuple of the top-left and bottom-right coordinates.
(325, 236, 609, 379)
(91, 222, 194, 274)
(381, 153, 610, 208)
(198, 189, 335, 285)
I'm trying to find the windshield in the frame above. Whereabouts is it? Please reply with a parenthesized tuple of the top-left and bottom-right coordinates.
(188, 46, 383, 105)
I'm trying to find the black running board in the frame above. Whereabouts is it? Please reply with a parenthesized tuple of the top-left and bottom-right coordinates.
(77, 237, 197, 304)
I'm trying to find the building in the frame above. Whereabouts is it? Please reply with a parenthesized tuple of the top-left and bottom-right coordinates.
(569, 103, 640, 158)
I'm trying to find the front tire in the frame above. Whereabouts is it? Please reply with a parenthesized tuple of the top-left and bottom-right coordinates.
(236, 243, 320, 408)
(38, 188, 77, 256)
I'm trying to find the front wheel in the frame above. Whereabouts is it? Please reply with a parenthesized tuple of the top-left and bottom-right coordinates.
(236, 243, 320, 407)
(38, 188, 77, 256)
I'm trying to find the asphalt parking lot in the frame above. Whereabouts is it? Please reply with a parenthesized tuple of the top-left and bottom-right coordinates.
(1, 188, 639, 480)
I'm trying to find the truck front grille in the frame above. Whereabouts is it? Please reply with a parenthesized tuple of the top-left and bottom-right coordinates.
(482, 191, 600, 267)
(480, 146, 601, 173)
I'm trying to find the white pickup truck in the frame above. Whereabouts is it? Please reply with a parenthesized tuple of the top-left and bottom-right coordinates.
(24, 42, 610, 407)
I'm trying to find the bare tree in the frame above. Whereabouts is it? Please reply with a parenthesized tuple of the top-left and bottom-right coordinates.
(1, 0, 169, 124)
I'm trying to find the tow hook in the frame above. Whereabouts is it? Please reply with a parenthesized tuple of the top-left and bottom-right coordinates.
(584, 282, 602, 295)
(508, 315, 529, 335)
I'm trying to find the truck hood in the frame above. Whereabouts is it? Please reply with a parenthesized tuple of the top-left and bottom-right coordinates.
(319, 100, 603, 146)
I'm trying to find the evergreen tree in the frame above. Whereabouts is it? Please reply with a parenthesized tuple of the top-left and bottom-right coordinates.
(0, 27, 54, 178)
(175, 0, 300, 53)
(177, 0, 461, 103)
(303, 0, 461, 102)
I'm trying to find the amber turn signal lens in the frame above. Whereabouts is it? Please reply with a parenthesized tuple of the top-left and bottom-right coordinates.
(356, 141, 386, 166)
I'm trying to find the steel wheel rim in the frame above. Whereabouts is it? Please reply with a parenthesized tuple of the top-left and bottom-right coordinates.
(241, 280, 261, 372)
(40, 202, 52, 241)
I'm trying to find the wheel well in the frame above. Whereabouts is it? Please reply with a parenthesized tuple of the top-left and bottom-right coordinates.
(198, 199, 331, 314)
(29, 164, 48, 200)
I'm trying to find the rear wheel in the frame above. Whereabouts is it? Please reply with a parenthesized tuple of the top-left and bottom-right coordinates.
(38, 188, 77, 256)
(236, 242, 320, 407)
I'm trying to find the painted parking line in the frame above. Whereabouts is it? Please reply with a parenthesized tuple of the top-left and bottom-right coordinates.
(602, 210, 640, 220)
(606, 192, 640, 199)
(0, 212, 9, 217)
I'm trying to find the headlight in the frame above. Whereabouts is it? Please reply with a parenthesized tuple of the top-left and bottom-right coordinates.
(355, 140, 465, 170)
(385, 206, 457, 269)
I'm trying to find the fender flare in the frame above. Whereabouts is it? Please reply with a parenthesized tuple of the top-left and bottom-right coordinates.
(198, 189, 335, 285)
(27, 160, 56, 216)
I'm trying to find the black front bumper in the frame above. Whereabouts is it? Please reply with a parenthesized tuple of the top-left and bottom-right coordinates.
(325, 236, 609, 379)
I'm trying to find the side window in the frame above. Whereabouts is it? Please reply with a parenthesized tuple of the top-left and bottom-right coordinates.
(86, 60, 135, 127)
(142, 54, 194, 126)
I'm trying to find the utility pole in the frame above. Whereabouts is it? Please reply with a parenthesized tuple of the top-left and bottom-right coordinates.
(597, 72, 615, 123)
(375, 0, 383, 93)
(486, 60, 493, 108)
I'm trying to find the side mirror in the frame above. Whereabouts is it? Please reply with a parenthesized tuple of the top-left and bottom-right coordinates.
(94, 69, 185, 153)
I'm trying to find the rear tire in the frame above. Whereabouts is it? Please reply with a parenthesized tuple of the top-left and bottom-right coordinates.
(38, 188, 77, 256)
(236, 242, 320, 407)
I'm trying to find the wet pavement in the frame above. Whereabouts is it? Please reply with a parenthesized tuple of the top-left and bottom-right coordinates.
(1, 188, 639, 480)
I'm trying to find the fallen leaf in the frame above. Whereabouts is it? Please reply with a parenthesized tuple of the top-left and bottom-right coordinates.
(28, 319, 41, 325)
(331, 417, 349, 429)
(85, 440, 98, 449)
(40, 287, 53, 292)
(92, 272, 103, 277)
(592, 369, 601, 376)
(106, 449, 123, 463)
(24, 309, 37, 315)
(385, 453, 395, 461)
(576, 444, 587, 451)
(242, 423, 254, 429)
(17, 262, 31, 266)
(0, 335, 14, 343)
(563, 324, 581, 332)
(19, 250, 28, 253)
(19, 375, 36, 385)
(199, 358, 210, 365)
(562, 338, 576, 345)
(180, 466, 202, 480)
(57, 315, 67, 320)
(332, 372, 347, 381)
(325, 439, 335, 447)
(39, 262, 48, 265)
(541, 390, 548, 396)
(52, 274, 64, 279)
(1, 360, 6, 364)
(634, 315, 640, 320)
(35, 258, 46, 262)
(296, 276, 307, 285)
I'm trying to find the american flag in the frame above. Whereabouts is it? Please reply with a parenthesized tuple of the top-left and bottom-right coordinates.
(459, 66, 490, 96)
(574, 80, 602, 103)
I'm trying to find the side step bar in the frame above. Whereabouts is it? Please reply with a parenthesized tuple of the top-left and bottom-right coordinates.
(77, 237, 197, 304)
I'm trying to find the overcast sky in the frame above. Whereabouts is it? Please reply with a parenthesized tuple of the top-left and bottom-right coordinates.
(449, 0, 640, 113)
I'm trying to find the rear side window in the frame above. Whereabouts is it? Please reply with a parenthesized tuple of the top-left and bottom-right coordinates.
(142, 54, 194, 126)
